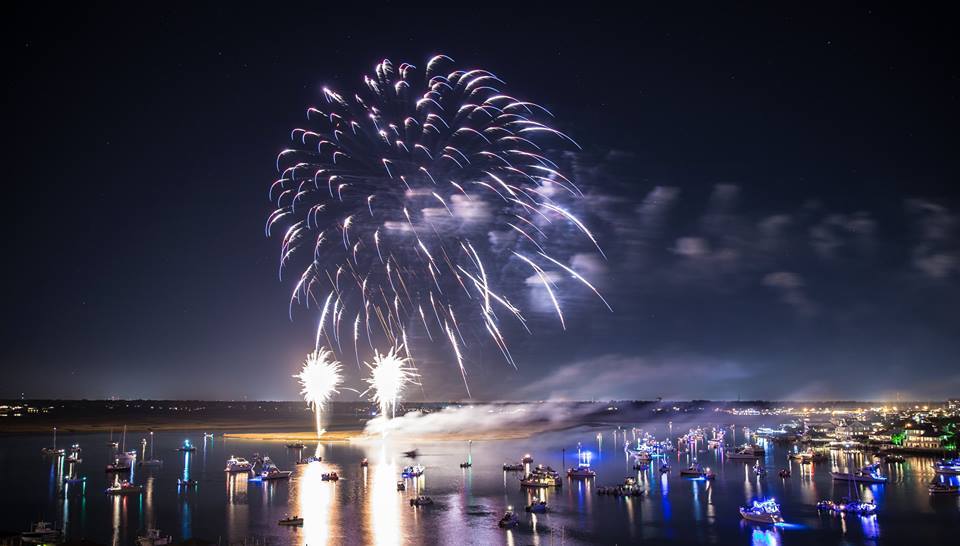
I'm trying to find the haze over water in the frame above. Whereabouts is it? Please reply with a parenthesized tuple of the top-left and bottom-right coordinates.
(3, 418, 958, 545)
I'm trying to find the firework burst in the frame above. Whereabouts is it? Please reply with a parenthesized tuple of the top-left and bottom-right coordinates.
(294, 348, 343, 437)
(362, 344, 419, 421)
(270, 55, 607, 395)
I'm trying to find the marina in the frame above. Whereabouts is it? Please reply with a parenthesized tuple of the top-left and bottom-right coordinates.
(3, 417, 958, 545)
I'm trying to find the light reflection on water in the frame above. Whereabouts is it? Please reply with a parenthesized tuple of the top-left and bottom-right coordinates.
(5, 426, 960, 545)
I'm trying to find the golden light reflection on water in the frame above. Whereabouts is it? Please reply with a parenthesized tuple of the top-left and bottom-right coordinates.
(367, 449, 402, 546)
(225, 473, 249, 542)
(295, 460, 335, 546)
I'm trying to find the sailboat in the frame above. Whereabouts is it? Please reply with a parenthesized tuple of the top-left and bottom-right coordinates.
(138, 431, 163, 467)
(818, 451, 879, 515)
(106, 427, 119, 448)
(41, 427, 65, 456)
(460, 440, 473, 468)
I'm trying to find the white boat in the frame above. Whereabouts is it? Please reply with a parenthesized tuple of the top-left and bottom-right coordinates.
(739, 499, 784, 524)
(225, 456, 253, 472)
(831, 464, 887, 484)
(136, 528, 173, 546)
(106, 480, 143, 495)
(22, 522, 62, 544)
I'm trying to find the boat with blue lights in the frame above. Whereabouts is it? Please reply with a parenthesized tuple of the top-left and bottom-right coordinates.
(176, 439, 196, 452)
(934, 458, 960, 475)
(831, 463, 887, 483)
(739, 499, 784, 524)
(401, 464, 425, 478)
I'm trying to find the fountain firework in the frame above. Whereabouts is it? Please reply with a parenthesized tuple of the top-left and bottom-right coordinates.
(294, 348, 343, 438)
(363, 344, 419, 422)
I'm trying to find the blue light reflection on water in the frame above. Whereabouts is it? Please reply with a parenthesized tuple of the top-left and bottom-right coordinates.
(3, 426, 960, 545)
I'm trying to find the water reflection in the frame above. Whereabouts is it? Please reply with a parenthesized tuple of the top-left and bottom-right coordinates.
(225, 473, 249, 541)
(295, 460, 334, 545)
(368, 451, 402, 546)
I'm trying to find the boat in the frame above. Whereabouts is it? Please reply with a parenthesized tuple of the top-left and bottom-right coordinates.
(659, 464, 671, 473)
(136, 528, 173, 546)
(883, 453, 905, 464)
(203, 432, 214, 439)
(831, 464, 887, 484)
(255, 456, 292, 480)
(521, 453, 534, 464)
(401, 464, 425, 478)
(633, 450, 653, 462)
(410, 495, 434, 506)
(321, 472, 339, 481)
(105, 480, 143, 495)
(739, 499, 784, 524)
(176, 439, 196, 452)
(403, 449, 419, 458)
(396, 481, 406, 491)
(753, 462, 767, 476)
(460, 440, 473, 468)
(727, 447, 760, 460)
(679, 463, 705, 477)
(64, 475, 87, 485)
(278, 515, 304, 526)
(297, 456, 321, 465)
(778, 468, 791, 478)
(138, 432, 162, 467)
(360, 458, 369, 467)
(286, 442, 307, 449)
(21, 522, 62, 544)
(41, 427, 65, 457)
(225, 456, 253, 472)
(929, 482, 960, 495)
(177, 478, 198, 487)
(934, 458, 960, 475)
(530, 464, 560, 478)
(520, 474, 561, 488)
(502, 462, 525, 471)
(525, 499, 548, 513)
(65, 443, 83, 463)
(568, 463, 596, 479)
(817, 498, 878, 515)
(498, 509, 520, 528)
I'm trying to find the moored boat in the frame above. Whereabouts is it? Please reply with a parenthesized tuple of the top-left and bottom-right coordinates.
(831, 464, 887, 484)
(739, 499, 784, 524)
(21, 522, 62, 544)
(136, 528, 173, 546)
(410, 495, 434, 506)
(224, 456, 253, 473)
(278, 515, 304, 526)
(498, 509, 520, 528)
(105, 480, 143, 495)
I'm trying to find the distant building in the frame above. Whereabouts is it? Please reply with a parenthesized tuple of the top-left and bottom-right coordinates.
(903, 429, 942, 451)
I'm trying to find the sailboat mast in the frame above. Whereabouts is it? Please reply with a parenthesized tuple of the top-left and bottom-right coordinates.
(53, 427, 57, 449)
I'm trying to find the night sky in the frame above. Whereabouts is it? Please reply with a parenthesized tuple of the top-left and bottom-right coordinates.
(5, 5, 958, 401)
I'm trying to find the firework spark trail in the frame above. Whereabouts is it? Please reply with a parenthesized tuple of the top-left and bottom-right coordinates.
(293, 348, 343, 438)
(361, 344, 419, 422)
(270, 55, 609, 396)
